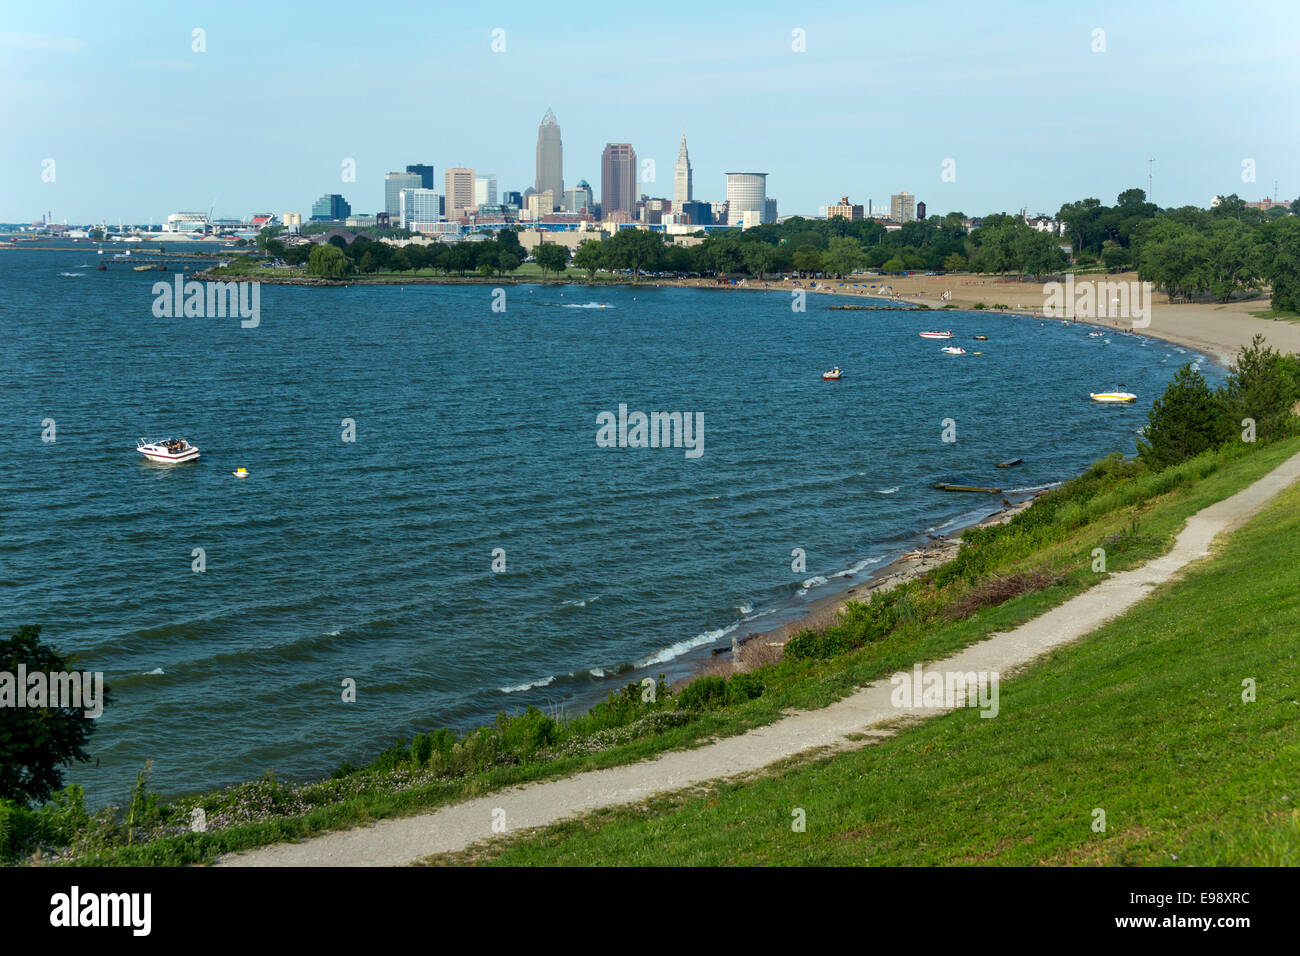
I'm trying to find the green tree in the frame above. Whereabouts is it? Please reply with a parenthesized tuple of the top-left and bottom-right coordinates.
(604, 228, 665, 282)
(942, 252, 967, 272)
(792, 245, 823, 276)
(1218, 334, 1300, 443)
(306, 243, 350, 278)
(388, 248, 411, 273)
(534, 243, 568, 276)
(0, 626, 105, 805)
(742, 242, 775, 279)
(823, 236, 864, 278)
(573, 239, 604, 281)
(1136, 363, 1222, 469)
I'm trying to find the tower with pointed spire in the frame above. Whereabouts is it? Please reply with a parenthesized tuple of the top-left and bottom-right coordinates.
(535, 108, 564, 214)
(673, 133, 693, 209)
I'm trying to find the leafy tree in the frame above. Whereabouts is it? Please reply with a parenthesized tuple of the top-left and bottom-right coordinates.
(823, 236, 864, 278)
(498, 248, 522, 276)
(573, 239, 604, 281)
(388, 248, 411, 273)
(943, 252, 967, 272)
(1136, 363, 1222, 469)
(0, 625, 105, 805)
(306, 243, 350, 278)
(743, 242, 775, 279)
(534, 243, 568, 276)
(1264, 216, 1300, 313)
(604, 228, 665, 282)
(792, 246, 823, 276)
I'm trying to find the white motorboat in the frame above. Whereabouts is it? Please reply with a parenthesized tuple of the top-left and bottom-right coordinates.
(1089, 392, 1137, 403)
(941, 346, 967, 355)
(137, 437, 200, 463)
(823, 366, 843, 380)
(919, 330, 954, 339)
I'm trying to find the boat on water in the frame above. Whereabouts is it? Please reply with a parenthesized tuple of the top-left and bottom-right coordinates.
(1090, 392, 1137, 403)
(822, 366, 843, 380)
(919, 330, 954, 339)
(973, 334, 988, 341)
(137, 437, 199, 463)
(1088, 331, 1105, 338)
(941, 346, 967, 355)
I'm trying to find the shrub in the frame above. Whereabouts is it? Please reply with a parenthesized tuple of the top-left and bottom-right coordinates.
(410, 733, 434, 766)
(973, 301, 986, 310)
(678, 674, 727, 710)
(725, 671, 765, 705)
(1218, 334, 1300, 444)
(498, 707, 558, 756)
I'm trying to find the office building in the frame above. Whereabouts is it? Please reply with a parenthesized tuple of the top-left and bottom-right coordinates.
(444, 167, 476, 220)
(891, 191, 916, 223)
(725, 173, 768, 226)
(564, 181, 594, 214)
(385, 171, 422, 219)
(310, 194, 351, 221)
(474, 175, 498, 209)
(673, 133, 693, 208)
(406, 164, 434, 190)
(536, 109, 564, 212)
(827, 196, 864, 220)
(399, 188, 442, 229)
(601, 143, 637, 216)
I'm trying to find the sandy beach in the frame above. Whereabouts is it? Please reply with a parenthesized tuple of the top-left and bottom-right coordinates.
(669, 271, 1299, 368)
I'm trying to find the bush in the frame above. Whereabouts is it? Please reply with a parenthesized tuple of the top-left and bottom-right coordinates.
(678, 674, 727, 710)
(973, 301, 986, 310)
(498, 707, 558, 756)
(725, 671, 765, 705)
(1218, 335, 1300, 444)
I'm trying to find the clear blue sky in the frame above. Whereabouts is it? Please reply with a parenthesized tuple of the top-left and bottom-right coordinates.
(2, 0, 1296, 223)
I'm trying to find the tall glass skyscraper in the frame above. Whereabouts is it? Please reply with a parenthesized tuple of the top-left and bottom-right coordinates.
(406, 164, 434, 189)
(601, 143, 637, 216)
(385, 171, 422, 218)
(535, 109, 563, 213)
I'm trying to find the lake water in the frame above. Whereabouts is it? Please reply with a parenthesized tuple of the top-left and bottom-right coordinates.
(0, 244, 1218, 802)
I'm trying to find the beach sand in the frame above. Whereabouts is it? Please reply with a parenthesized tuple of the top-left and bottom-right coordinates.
(667, 271, 1300, 368)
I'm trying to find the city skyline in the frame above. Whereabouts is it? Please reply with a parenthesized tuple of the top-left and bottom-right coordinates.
(2, 0, 1296, 222)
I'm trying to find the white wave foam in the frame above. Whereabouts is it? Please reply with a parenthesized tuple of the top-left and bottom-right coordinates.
(60, 271, 86, 277)
(588, 667, 606, 677)
(562, 302, 615, 309)
(143, 667, 165, 676)
(735, 602, 754, 615)
(876, 486, 899, 494)
(635, 620, 743, 667)
(499, 675, 554, 693)
(833, 554, 886, 578)
(796, 574, 829, 596)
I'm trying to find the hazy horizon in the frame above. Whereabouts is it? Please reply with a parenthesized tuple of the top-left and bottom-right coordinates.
(2, 0, 1296, 223)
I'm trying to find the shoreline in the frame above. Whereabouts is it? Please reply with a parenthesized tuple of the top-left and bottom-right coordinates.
(186, 264, 1295, 369)
(678, 494, 1041, 686)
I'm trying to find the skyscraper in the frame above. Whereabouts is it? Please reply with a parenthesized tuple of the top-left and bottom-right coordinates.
(474, 174, 498, 208)
(673, 133, 693, 208)
(725, 173, 767, 226)
(444, 168, 476, 219)
(385, 171, 422, 218)
(406, 164, 434, 189)
(601, 143, 637, 217)
(536, 109, 563, 213)
(891, 192, 916, 223)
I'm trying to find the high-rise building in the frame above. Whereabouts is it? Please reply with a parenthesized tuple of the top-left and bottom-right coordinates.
(474, 175, 498, 209)
(677, 200, 712, 226)
(891, 191, 916, 223)
(764, 198, 778, 223)
(527, 190, 554, 219)
(725, 173, 768, 226)
(502, 190, 523, 210)
(385, 171, 422, 218)
(601, 143, 637, 216)
(406, 164, 434, 189)
(673, 133, 693, 208)
(399, 188, 442, 229)
(916, 200, 927, 220)
(564, 181, 594, 214)
(310, 194, 351, 221)
(444, 168, 476, 219)
(536, 109, 563, 212)
(827, 196, 864, 220)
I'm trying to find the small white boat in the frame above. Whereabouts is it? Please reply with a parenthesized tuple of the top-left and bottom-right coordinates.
(822, 366, 843, 380)
(1087, 331, 1105, 338)
(919, 330, 954, 339)
(1090, 392, 1137, 403)
(137, 437, 199, 463)
(233, 467, 249, 478)
(941, 346, 967, 355)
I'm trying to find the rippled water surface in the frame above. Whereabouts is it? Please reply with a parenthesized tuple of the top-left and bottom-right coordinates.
(0, 245, 1217, 801)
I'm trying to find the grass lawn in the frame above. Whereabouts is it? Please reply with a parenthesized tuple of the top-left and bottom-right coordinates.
(438, 469, 1300, 866)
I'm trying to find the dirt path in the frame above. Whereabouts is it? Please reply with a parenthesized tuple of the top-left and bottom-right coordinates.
(219, 449, 1300, 866)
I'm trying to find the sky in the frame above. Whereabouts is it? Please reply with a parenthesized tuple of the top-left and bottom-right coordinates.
(2, 0, 1297, 224)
